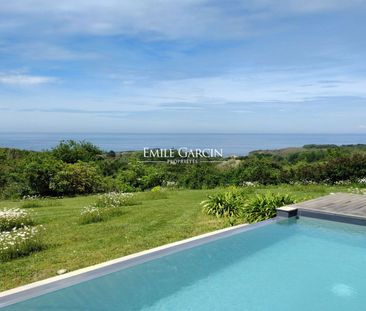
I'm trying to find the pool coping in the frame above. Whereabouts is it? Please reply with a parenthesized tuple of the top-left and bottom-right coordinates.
(277, 206, 366, 226)
(0, 218, 276, 308)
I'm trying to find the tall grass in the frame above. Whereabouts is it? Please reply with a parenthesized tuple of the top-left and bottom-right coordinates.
(79, 205, 124, 224)
(21, 201, 43, 209)
(79, 192, 137, 225)
(138, 191, 168, 201)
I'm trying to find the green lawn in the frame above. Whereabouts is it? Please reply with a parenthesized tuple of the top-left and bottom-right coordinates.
(0, 184, 349, 291)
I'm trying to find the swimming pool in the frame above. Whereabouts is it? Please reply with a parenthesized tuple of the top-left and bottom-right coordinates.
(2, 216, 366, 310)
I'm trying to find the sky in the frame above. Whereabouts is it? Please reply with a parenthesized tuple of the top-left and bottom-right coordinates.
(0, 0, 366, 133)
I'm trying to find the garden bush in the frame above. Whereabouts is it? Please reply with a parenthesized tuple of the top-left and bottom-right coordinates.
(52, 140, 102, 163)
(243, 193, 295, 223)
(22, 153, 64, 196)
(201, 190, 244, 218)
(116, 162, 165, 191)
(180, 164, 224, 189)
(50, 162, 103, 195)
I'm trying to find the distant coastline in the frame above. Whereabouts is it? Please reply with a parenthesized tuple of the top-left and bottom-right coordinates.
(0, 133, 366, 156)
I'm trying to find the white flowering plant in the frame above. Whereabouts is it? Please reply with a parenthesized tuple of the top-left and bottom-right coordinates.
(347, 187, 366, 195)
(95, 192, 137, 208)
(79, 205, 104, 224)
(79, 192, 137, 225)
(22, 195, 40, 201)
(240, 181, 259, 187)
(79, 204, 123, 224)
(0, 208, 34, 231)
(0, 226, 45, 261)
(334, 180, 352, 186)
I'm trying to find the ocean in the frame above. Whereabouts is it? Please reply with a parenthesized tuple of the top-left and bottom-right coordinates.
(0, 133, 366, 156)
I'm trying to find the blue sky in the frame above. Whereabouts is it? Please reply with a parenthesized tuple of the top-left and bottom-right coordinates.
(0, 0, 366, 133)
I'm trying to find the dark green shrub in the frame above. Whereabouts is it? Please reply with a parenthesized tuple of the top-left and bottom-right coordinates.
(233, 158, 283, 185)
(323, 153, 366, 183)
(291, 162, 325, 183)
(22, 154, 63, 196)
(52, 140, 102, 163)
(244, 193, 295, 223)
(180, 164, 223, 189)
(117, 162, 165, 191)
(50, 162, 103, 195)
(201, 191, 244, 218)
(1, 181, 30, 199)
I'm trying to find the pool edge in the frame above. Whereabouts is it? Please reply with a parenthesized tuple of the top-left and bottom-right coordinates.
(277, 206, 366, 226)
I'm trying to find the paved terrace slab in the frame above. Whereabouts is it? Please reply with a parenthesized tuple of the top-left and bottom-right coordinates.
(277, 193, 366, 225)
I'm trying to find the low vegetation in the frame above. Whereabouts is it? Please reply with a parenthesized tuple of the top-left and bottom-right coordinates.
(95, 192, 138, 208)
(0, 226, 45, 262)
(244, 193, 295, 223)
(0, 208, 44, 262)
(201, 189, 296, 224)
(201, 190, 244, 218)
(79, 205, 123, 225)
(1, 140, 366, 198)
(79, 192, 138, 224)
(20, 201, 43, 209)
(0, 208, 34, 231)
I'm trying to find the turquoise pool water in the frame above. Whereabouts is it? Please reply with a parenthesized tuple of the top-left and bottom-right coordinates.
(3, 217, 366, 310)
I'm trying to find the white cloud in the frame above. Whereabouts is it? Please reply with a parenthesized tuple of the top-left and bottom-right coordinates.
(0, 74, 56, 86)
(248, 0, 364, 13)
(12, 43, 98, 61)
(2, 66, 365, 113)
(0, 0, 363, 39)
(10, 67, 364, 114)
(120, 68, 366, 106)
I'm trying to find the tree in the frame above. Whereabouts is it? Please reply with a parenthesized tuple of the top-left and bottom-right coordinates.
(50, 162, 103, 195)
(52, 140, 102, 163)
(22, 153, 63, 195)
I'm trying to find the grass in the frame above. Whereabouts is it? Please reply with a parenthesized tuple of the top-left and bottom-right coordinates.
(20, 199, 64, 209)
(20, 201, 43, 209)
(0, 185, 350, 291)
